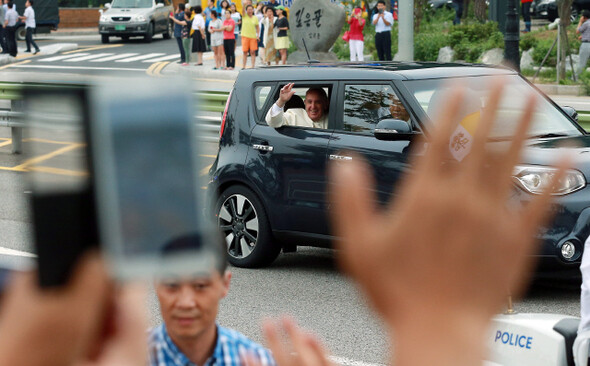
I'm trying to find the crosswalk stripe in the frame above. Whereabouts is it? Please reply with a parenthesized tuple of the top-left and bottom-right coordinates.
(64, 53, 115, 62)
(39, 53, 90, 62)
(89, 52, 139, 62)
(142, 54, 181, 62)
(116, 53, 165, 62)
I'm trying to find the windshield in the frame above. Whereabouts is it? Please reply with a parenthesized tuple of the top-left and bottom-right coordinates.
(111, 0, 152, 8)
(403, 75, 582, 139)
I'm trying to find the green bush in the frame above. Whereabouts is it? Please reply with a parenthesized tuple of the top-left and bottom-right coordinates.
(448, 22, 502, 47)
(520, 32, 538, 51)
(415, 32, 450, 61)
(532, 38, 557, 67)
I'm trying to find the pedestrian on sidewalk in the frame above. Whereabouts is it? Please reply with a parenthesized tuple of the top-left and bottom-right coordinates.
(222, 10, 235, 69)
(275, 5, 289, 65)
(170, 3, 187, 64)
(230, 3, 241, 47)
(576, 10, 590, 78)
(372, 0, 393, 61)
(203, 0, 215, 51)
(0, 4, 6, 54)
(347, 7, 365, 61)
(241, 4, 259, 69)
(209, 9, 224, 69)
(191, 5, 207, 66)
(521, 0, 532, 32)
(451, 0, 462, 25)
(262, 6, 278, 65)
(19, 0, 40, 54)
(4, 1, 17, 57)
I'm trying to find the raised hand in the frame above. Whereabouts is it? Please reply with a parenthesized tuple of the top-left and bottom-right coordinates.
(277, 83, 296, 108)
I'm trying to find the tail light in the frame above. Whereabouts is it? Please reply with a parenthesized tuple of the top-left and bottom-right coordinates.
(220, 89, 233, 140)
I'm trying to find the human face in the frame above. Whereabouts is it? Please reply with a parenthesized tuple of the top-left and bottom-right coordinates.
(377, 2, 385, 11)
(265, 7, 273, 17)
(156, 271, 231, 342)
(246, 5, 254, 16)
(225, 11, 231, 19)
(305, 90, 325, 122)
(389, 94, 409, 121)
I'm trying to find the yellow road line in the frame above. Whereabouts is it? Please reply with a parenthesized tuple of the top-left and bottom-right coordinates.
(200, 154, 216, 158)
(0, 139, 12, 148)
(0, 166, 26, 172)
(14, 143, 83, 170)
(23, 137, 84, 145)
(63, 44, 123, 54)
(29, 166, 87, 177)
(0, 59, 30, 70)
(146, 61, 162, 76)
(154, 61, 169, 76)
(200, 163, 212, 176)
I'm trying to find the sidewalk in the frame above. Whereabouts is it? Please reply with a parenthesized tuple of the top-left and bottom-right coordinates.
(52, 27, 98, 36)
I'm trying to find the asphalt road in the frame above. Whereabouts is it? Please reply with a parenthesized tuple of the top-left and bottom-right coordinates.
(0, 32, 587, 365)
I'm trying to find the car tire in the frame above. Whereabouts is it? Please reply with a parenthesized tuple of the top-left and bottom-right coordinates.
(163, 20, 172, 39)
(122, 35, 129, 41)
(215, 185, 280, 268)
(144, 23, 153, 43)
(101, 34, 110, 44)
(16, 26, 25, 41)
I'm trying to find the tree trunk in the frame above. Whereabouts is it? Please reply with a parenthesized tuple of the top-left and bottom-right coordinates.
(462, 0, 470, 20)
(414, 0, 427, 33)
(557, 0, 573, 79)
(474, 0, 486, 22)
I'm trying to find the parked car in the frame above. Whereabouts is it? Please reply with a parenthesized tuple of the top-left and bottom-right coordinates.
(208, 62, 589, 276)
(13, 0, 59, 40)
(532, 0, 589, 22)
(98, 0, 173, 43)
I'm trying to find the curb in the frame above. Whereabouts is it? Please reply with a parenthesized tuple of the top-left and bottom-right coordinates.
(164, 61, 239, 80)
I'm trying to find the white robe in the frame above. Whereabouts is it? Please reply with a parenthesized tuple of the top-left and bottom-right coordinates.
(265, 103, 328, 129)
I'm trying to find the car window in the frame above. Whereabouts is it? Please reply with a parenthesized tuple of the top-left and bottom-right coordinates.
(341, 84, 409, 134)
(254, 85, 272, 112)
(111, 0, 152, 8)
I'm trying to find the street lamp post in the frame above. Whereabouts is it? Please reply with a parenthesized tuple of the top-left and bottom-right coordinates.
(504, 0, 521, 72)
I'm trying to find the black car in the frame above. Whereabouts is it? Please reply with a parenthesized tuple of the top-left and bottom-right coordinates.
(208, 62, 589, 275)
(532, 0, 589, 21)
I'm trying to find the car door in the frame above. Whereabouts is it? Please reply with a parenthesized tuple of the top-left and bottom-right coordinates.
(246, 82, 336, 238)
(327, 81, 415, 206)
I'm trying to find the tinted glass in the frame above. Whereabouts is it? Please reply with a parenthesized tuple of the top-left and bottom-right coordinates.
(342, 84, 408, 134)
(254, 85, 272, 112)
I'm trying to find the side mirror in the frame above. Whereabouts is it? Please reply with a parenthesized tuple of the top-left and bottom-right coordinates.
(105, 2, 111, 8)
(561, 106, 578, 122)
(374, 119, 418, 141)
(156, 2, 164, 7)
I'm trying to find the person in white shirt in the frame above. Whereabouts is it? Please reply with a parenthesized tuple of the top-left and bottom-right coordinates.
(19, 0, 39, 54)
(265, 83, 328, 129)
(372, 0, 393, 61)
(3, 0, 15, 17)
(3, 1, 17, 57)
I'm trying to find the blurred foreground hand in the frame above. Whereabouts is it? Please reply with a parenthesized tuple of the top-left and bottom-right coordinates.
(0, 253, 147, 366)
(330, 81, 567, 366)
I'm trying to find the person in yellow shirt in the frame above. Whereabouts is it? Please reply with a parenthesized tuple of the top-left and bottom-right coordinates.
(241, 4, 259, 69)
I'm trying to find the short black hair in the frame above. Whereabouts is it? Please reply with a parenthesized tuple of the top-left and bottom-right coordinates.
(28, 0, 33, 5)
(178, 3, 184, 11)
(377, 0, 386, 5)
(583, 9, 590, 18)
(7, 2, 13, 8)
(161, 230, 228, 275)
(246, 4, 253, 10)
(194, 4, 202, 14)
(211, 9, 217, 18)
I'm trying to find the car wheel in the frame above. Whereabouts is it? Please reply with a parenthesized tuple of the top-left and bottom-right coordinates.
(122, 35, 129, 41)
(144, 23, 153, 43)
(101, 34, 109, 44)
(216, 185, 280, 268)
(16, 26, 25, 41)
(163, 20, 172, 39)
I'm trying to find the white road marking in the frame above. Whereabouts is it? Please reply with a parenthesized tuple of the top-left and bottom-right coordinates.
(64, 53, 115, 62)
(39, 53, 91, 62)
(116, 53, 165, 62)
(142, 54, 181, 62)
(9, 64, 146, 72)
(89, 52, 139, 62)
(0, 246, 35, 257)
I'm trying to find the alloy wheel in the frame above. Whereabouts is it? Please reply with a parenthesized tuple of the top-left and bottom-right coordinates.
(218, 194, 259, 259)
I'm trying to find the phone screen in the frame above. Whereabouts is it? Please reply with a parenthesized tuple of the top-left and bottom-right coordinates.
(23, 87, 99, 287)
(91, 78, 216, 279)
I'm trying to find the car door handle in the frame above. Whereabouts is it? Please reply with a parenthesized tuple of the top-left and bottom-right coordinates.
(253, 144, 274, 152)
(329, 154, 353, 161)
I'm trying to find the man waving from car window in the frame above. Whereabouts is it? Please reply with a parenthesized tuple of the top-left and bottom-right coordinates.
(265, 83, 328, 129)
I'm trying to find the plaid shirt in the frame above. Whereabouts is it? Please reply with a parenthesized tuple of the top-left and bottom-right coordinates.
(148, 324, 276, 366)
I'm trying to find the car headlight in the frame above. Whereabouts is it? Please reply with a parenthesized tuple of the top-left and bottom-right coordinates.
(513, 165, 586, 195)
(100, 15, 109, 22)
(133, 15, 146, 22)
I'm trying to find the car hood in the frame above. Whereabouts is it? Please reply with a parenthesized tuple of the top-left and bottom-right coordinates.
(519, 134, 590, 177)
(105, 7, 152, 16)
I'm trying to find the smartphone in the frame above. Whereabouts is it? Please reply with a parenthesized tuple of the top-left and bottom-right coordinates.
(89, 78, 217, 280)
(22, 86, 99, 288)
(378, 8, 384, 14)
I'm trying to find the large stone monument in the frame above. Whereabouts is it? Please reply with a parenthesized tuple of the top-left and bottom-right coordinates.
(288, 0, 346, 63)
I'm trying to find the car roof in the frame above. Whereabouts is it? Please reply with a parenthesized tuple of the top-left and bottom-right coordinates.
(236, 62, 517, 83)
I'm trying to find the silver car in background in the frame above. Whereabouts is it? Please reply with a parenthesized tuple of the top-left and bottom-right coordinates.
(98, 0, 173, 43)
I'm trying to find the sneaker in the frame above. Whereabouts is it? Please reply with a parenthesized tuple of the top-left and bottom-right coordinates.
(33, 49, 39, 55)
(181, 62, 188, 66)
(24, 49, 31, 53)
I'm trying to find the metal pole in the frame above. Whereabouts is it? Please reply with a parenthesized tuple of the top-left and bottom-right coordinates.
(503, 0, 520, 72)
(398, 0, 414, 61)
(557, 23, 561, 82)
